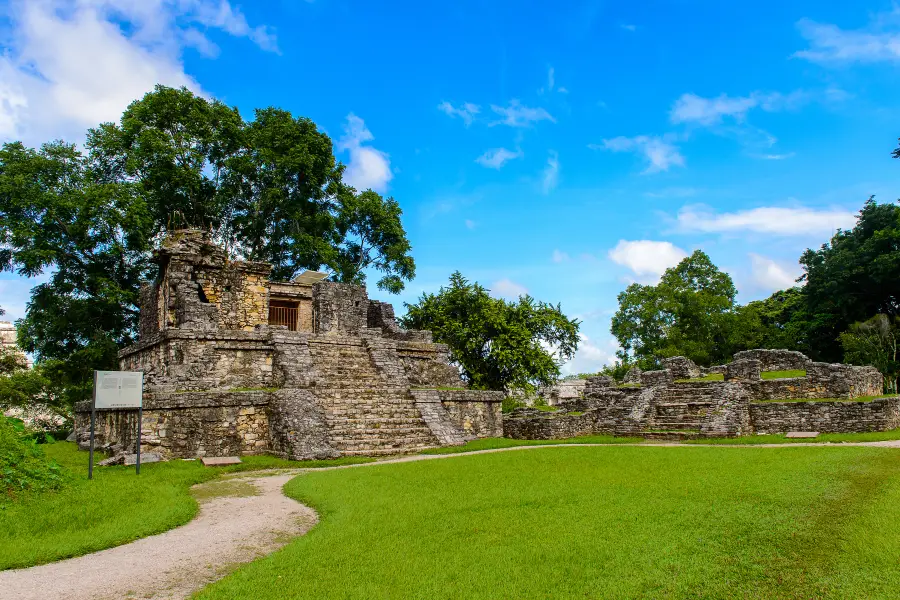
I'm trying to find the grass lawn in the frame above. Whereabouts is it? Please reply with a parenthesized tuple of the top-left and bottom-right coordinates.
(0, 443, 375, 570)
(676, 370, 807, 383)
(420, 435, 644, 454)
(197, 445, 900, 599)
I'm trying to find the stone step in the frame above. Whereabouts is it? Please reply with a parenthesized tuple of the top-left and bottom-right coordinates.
(328, 426, 434, 436)
(650, 421, 701, 429)
(332, 436, 437, 449)
(339, 445, 437, 456)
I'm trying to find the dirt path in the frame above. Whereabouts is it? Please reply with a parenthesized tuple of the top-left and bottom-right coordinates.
(4, 439, 900, 600)
(0, 472, 315, 600)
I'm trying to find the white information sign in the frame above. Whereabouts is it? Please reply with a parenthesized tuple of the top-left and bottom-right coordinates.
(94, 371, 143, 409)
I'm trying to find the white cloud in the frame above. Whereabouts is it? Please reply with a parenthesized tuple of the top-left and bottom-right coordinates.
(0, 0, 277, 144)
(490, 278, 528, 300)
(338, 114, 392, 193)
(676, 204, 857, 236)
(465, 219, 476, 230)
(760, 152, 796, 160)
(437, 101, 480, 126)
(592, 135, 685, 173)
(608, 240, 687, 282)
(552, 249, 570, 263)
(475, 147, 522, 169)
(620, 24, 637, 32)
(490, 100, 556, 127)
(794, 11, 900, 64)
(542, 151, 559, 193)
(560, 334, 616, 376)
(670, 91, 809, 127)
(749, 254, 801, 291)
(548, 67, 555, 91)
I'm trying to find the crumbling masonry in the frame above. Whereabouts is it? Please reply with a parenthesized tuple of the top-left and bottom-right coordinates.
(74, 230, 503, 459)
(504, 351, 888, 440)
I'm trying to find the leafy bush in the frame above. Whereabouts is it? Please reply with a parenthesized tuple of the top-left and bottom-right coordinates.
(502, 397, 525, 413)
(0, 415, 65, 500)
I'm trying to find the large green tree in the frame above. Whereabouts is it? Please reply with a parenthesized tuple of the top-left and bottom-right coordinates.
(611, 250, 745, 366)
(798, 197, 900, 362)
(0, 85, 415, 409)
(400, 272, 580, 391)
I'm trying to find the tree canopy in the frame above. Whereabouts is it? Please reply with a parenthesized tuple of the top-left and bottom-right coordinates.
(400, 272, 580, 391)
(0, 85, 416, 408)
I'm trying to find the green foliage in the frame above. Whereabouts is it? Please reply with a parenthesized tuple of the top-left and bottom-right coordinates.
(799, 197, 900, 362)
(0, 85, 415, 410)
(611, 250, 744, 366)
(400, 272, 580, 391)
(0, 415, 65, 501)
(501, 397, 526, 413)
(840, 314, 899, 394)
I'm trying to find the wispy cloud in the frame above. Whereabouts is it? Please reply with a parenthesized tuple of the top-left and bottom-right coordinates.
(490, 278, 528, 300)
(475, 147, 523, 169)
(552, 249, 570, 263)
(675, 204, 856, 236)
(338, 114, 392, 193)
(620, 24, 637, 32)
(490, 100, 555, 127)
(670, 91, 810, 126)
(591, 135, 685, 173)
(794, 8, 900, 64)
(759, 152, 796, 160)
(608, 240, 687, 283)
(542, 151, 560, 193)
(437, 101, 481, 126)
(465, 219, 476, 230)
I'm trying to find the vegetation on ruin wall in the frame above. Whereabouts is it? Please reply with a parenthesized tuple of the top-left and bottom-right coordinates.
(0, 85, 416, 411)
(198, 446, 900, 599)
(401, 271, 580, 392)
(420, 435, 643, 454)
(675, 370, 807, 383)
(0, 443, 376, 570)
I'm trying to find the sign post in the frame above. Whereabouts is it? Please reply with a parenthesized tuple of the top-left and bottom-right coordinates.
(88, 370, 144, 479)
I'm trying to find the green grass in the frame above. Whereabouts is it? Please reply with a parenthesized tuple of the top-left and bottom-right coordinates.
(420, 435, 643, 454)
(752, 394, 898, 404)
(761, 369, 807, 379)
(0, 443, 377, 570)
(676, 370, 808, 384)
(197, 445, 900, 599)
(686, 428, 900, 445)
(617, 382, 641, 388)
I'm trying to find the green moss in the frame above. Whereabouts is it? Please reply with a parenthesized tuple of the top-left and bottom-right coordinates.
(617, 383, 642, 388)
(675, 373, 723, 383)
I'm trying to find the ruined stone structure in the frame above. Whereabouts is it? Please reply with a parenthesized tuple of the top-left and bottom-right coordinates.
(504, 350, 888, 440)
(0, 321, 30, 369)
(74, 230, 502, 459)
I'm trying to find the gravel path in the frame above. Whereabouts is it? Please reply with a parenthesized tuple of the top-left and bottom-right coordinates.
(3, 439, 900, 600)
(0, 472, 315, 600)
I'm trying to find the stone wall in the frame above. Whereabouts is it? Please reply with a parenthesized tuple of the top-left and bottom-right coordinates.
(662, 356, 701, 379)
(503, 408, 596, 440)
(398, 342, 464, 387)
(119, 331, 275, 392)
(732, 349, 811, 372)
(74, 391, 271, 458)
(750, 397, 900, 434)
(312, 281, 368, 335)
(436, 390, 504, 438)
(367, 300, 432, 342)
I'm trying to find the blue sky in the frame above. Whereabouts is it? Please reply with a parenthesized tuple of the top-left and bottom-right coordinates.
(1, 0, 899, 373)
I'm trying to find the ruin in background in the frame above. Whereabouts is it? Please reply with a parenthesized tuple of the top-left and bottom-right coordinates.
(506, 350, 888, 440)
(75, 230, 503, 459)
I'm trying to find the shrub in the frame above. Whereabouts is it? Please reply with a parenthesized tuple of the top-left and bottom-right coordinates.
(0, 415, 65, 501)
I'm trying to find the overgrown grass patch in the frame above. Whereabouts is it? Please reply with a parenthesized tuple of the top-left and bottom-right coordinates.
(198, 445, 900, 599)
(0, 443, 377, 570)
(761, 369, 806, 379)
(675, 373, 723, 383)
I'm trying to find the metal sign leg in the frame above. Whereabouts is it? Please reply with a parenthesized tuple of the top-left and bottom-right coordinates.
(136, 406, 142, 475)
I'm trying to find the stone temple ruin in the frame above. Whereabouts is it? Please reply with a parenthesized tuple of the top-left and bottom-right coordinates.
(505, 350, 889, 440)
(75, 230, 503, 459)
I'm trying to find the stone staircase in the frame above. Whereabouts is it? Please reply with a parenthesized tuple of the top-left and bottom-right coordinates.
(643, 383, 718, 440)
(307, 337, 439, 455)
